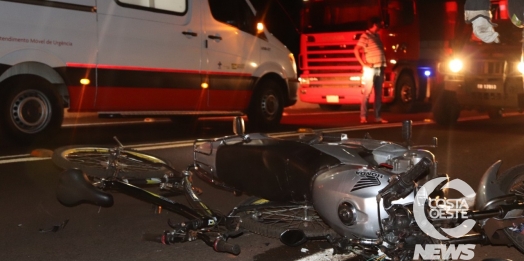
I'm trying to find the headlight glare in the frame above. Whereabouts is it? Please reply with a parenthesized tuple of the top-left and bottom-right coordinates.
(449, 59, 463, 73)
(518, 62, 524, 74)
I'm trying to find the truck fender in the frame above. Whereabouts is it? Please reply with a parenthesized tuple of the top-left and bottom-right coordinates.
(475, 160, 505, 210)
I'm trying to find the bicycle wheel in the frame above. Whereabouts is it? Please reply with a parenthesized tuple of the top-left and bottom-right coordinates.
(236, 197, 336, 239)
(52, 145, 173, 178)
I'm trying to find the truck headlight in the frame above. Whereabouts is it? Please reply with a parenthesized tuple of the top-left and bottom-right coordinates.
(518, 62, 524, 74)
(448, 59, 463, 73)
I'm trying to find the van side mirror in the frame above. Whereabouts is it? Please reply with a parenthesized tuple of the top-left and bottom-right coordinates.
(233, 116, 245, 136)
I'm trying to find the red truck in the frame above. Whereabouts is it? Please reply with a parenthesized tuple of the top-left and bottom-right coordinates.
(435, 0, 524, 125)
(298, 0, 464, 113)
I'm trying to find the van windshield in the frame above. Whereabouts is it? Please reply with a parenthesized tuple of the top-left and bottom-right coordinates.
(300, 0, 381, 33)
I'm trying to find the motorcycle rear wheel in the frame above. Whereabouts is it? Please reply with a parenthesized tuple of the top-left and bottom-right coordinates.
(52, 145, 172, 179)
(498, 164, 524, 253)
(236, 196, 336, 239)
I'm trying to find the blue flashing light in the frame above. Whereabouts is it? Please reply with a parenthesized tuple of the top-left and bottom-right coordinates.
(424, 70, 431, 77)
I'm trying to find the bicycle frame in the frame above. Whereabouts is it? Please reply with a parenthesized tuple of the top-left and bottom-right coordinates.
(56, 167, 243, 254)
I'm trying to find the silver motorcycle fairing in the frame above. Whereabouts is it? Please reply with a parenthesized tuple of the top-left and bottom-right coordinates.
(312, 164, 415, 239)
(312, 139, 436, 175)
(193, 133, 437, 239)
(475, 160, 505, 210)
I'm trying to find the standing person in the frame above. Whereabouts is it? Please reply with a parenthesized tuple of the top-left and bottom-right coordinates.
(354, 17, 388, 124)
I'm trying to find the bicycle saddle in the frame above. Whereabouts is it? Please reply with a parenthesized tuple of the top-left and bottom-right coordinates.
(56, 168, 114, 207)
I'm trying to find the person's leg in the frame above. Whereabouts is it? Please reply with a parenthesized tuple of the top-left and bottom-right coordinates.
(373, 68, 387, 122)
(360, 67, 373, 122)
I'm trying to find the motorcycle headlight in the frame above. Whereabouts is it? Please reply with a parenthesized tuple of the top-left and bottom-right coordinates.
(448, 59, 463, 73)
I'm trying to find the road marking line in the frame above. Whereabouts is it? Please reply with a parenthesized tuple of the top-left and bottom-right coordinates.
(0, 112, 515, 165)
(295, 249, 356, 260)
(0, 156, 50, 164)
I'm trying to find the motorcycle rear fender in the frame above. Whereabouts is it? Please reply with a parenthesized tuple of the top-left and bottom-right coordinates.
(475, 160, 505, 210)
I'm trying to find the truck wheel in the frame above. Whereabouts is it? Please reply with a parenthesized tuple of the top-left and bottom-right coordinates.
(247, 79, 284, 129)
(488, 108, 504, 119)
(319, 104, 341, 111)
(390, 73, 416, 113)
(0, 77, 63, 142)
(432, 90, 461, 126)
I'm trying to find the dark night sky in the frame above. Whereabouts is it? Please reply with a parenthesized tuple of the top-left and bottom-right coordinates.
(251, 0, 303, 58)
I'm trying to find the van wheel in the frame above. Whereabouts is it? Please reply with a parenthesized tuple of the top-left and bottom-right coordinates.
(389, 74, 416, 113)
(0, 77, 63, 142)
(432, 90, 461, 126)
(247, 79, 284, 129)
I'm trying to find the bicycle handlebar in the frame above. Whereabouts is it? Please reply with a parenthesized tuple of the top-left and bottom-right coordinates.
(142, 232, 240, 255)
(142, 231, 184, 244)
(214, 238, 241, 255)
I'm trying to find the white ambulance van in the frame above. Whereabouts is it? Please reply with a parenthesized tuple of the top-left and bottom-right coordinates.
(0, 0, 298, 141)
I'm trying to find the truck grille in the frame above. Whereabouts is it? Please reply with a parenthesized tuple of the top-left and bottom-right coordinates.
(300, 32, 364, 87)
(470, 60, 504, 75)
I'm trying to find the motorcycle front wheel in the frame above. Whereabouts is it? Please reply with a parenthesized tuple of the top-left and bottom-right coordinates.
(52, 145, 172, 179)
(236, 197, 336, 239)
(498, 164, 524, 253)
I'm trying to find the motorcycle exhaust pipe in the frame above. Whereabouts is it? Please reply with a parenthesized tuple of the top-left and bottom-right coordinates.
(446, 234, 487, 245)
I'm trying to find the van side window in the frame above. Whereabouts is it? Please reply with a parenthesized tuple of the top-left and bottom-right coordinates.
(208, 0, 257, 35)
(117, 0, 187, 14)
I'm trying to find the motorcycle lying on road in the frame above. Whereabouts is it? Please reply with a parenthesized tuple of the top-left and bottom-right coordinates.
(52, 117, 524, 260)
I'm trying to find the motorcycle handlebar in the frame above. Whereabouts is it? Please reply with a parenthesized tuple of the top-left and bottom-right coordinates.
(378, 157, 433, 208)
(400, 157, 433, 186)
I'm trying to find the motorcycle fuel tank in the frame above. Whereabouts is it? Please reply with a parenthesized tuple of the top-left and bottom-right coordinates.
(312, 164, 414, 239)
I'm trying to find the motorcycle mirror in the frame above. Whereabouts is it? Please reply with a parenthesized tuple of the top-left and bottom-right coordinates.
(233, 116, 245, 136)
(402, 120, 412, 146)
(279, 229, 307, 247)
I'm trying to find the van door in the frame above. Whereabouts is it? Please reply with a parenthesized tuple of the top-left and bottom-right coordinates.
(203, 0, 261, 110)
(95, 0, 206, 111)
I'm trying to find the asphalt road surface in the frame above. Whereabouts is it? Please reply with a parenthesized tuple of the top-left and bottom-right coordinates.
(2, 106, 524, 261)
